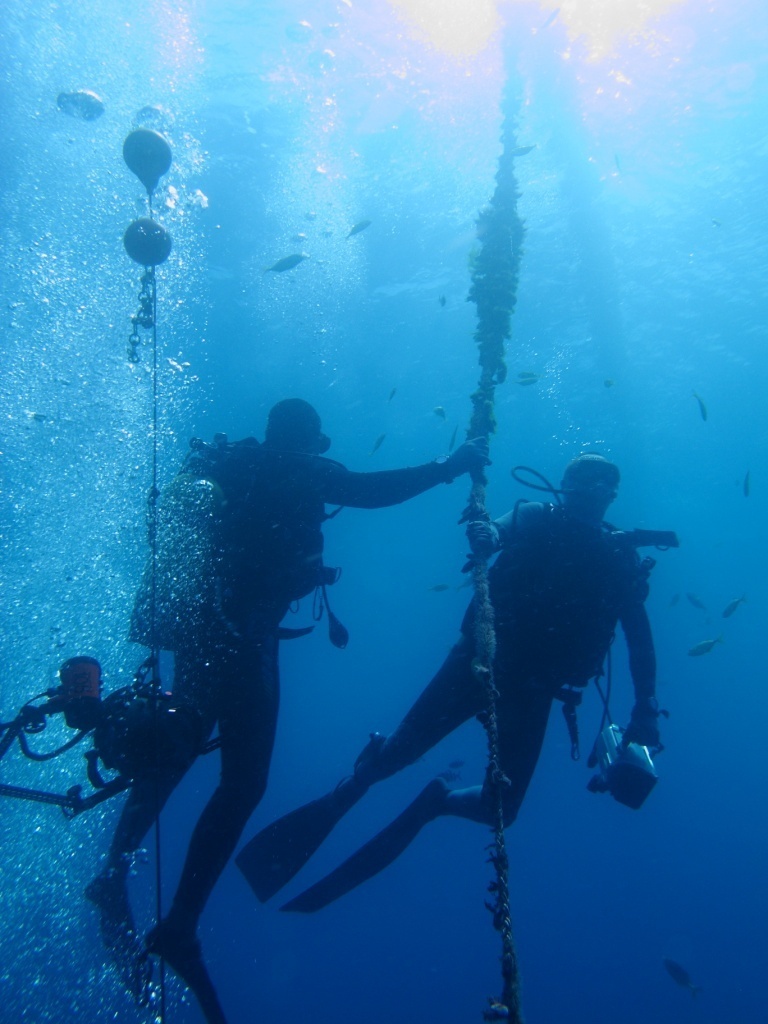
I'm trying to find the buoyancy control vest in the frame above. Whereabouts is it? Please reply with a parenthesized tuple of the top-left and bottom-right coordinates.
(130, 434, 341, 650)
(487, 502, 653, 690)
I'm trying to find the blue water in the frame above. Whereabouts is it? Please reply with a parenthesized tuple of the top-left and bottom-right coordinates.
(1, 1, 766, 1021)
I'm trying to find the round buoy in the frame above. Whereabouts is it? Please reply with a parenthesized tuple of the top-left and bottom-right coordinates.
(124, 217, 172, 266)
(123, 128, 172, 194)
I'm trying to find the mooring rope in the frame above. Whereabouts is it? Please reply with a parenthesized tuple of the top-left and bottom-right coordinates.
(464, 72, 526, 1024)
(123, 129, 174, 1018)
(147, 223, 168, 1020)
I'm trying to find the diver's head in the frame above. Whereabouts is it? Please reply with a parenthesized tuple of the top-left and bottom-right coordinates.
(264, 398, 330, 455)
(561, 453, 620, 522)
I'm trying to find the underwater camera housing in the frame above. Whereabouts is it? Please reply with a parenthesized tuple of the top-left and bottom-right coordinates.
(89, 682, 202, 784)
(587, 724, 658, 809)
(0, 656, 204, 817)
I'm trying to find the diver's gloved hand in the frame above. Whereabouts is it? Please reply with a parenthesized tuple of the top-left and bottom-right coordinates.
(624, 696, 661, 748)
(461, 519, 501, 572)
(442, 437, 490, 481)
(467, 520, 501, 559)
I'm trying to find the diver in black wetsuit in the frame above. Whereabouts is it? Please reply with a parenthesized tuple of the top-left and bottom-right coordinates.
(237, 454, 663, 913)
(85, 398, 489, 1022)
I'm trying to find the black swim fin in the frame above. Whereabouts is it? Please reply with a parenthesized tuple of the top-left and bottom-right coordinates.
(236, 776, 366, 902)
(281, 778, 448, 914)
(145, 923, 228, 1024)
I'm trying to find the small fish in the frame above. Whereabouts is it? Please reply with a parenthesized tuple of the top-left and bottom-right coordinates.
(539, 8, 560, 31)
(428, 584, 451, 592)
(346, 219, 371, 239)
(515, 374, 540, 386)
(509, 145, 535, 158)
(669, 593, 680, 607)
(369, 433, 386, 455)
(604, 378, 614, 388)
(722, 595, 746, 618)
(448, 425, 458, 452)
(285, 20, 313, 42)
(25, 410, 47, 422)
(291, 232, 308, 243)
(438, 294, 446, 307)
(614, 153, 622, 174)
(685, 592, 707, 610)
(711, 219, 721, 228)
(57, 89, 105, 120)
(448, 759, 464, 769)
(663, 959, 701, 997)
(518, 371, 538, 379)
(743, 470, 750, 497)
(388, 388, 397, 402)
(264, 253, 309, 273)
(486, 1002, 510, 1020)
(692, 390, 707, 421)
(687, 636, 723, 657)
(433, 406, 446, 420)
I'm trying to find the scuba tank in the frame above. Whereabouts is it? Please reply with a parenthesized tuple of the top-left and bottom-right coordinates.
(130, 468, 227, 651)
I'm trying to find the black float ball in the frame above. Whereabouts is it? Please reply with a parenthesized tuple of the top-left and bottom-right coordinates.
(123, 128, 172, 194)
(123, 217, 172, 266)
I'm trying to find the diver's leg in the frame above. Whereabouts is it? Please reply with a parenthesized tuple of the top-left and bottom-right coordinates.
(354, 634, 481, 785)
(86, 776, 176, 907)
(86, 650, 217, 999)
(280, 639, 490, 912)
(153, 629, 279, 944)
(84, 777, 178, 1002)
(311, 632, 479, 828)
(237, 633, 480, 902)
(443, 677, 554, 825)
(283, 682, 554, 913)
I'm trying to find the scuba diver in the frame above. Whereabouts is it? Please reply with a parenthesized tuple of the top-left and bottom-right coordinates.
(85, 397, 489, 1024)
(237, 454, 669, 914)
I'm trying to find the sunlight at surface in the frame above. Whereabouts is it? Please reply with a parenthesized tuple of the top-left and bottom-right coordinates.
(551, 0, 689, 59)
(390, 0, 688, 58)
(389, 0, 500, 57)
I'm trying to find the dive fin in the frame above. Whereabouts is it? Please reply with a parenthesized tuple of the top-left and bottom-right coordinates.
(236, 776, 366, 902)
(145, 924, 228, 1024)
(281, 778, 448, 914)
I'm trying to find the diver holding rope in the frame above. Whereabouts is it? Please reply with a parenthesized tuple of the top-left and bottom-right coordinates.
(236, 454, 676, 912)
(84, 398, 488, 1023)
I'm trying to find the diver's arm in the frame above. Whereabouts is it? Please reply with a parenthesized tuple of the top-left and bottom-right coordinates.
(621, 601, 662, 747)
(319, 439, 488, 509)
(620, 601, 656, 703)
(321, 460, 449, 508)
